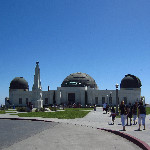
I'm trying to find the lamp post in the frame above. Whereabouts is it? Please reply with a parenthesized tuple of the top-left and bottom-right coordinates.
(107, 95, 108, 104)
(110, 91, 112, 106)
(115, 84, 119, 115)
(142, 97, 145, 105)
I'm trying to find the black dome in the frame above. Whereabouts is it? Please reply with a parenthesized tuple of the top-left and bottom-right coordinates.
(61, 72, 98, 89)
(120, 74, 142, 88)
(10, 77, 29, 89)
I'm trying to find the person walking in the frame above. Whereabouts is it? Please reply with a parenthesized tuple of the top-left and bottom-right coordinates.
(119, 101, 127, 131)
(111, 106, 116, 125)
(103, 102, 107, 113)
(106, 103, 109, 114)
(138, 101, 146, 130)
(126, 102, 133, 126)
(132, 102, 138, 125)
(94, 104, 96, 111)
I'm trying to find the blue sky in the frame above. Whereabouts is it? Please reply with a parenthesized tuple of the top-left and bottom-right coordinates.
(0, 0, 150, 104)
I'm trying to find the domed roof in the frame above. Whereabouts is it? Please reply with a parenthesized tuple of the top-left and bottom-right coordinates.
(61, 72, 98, 89)
(10, 77, 29, 90)
(120, 74, 142, 88)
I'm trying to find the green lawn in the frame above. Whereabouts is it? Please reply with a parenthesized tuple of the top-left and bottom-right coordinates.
(64, 108, 93, 111)
(49, 107, 93, 111)
(146, 107, 150, 115)
(0, 110, 5, 114)
(17, 110, 90, 119)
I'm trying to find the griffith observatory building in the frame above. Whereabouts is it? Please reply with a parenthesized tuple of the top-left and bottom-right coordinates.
(6, 62, 143, 107)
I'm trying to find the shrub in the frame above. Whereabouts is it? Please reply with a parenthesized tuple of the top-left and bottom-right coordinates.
(16, 107, 27, 112)
(39, 108, 46, 112)
(35, 108, 46, 112)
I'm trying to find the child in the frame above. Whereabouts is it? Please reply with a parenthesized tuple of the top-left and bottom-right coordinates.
(111, 106, 116, 124)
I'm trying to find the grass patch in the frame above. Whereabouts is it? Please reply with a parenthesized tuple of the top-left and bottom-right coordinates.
(64, 108, 93, 111)
(17, 111, 90, 119)
(146, 107, 150, 115)
(116, 115, 121, 118)
(0, 110, 5, 114)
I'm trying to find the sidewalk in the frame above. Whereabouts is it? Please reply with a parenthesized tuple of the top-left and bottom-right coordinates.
(0, 107, 150, 148)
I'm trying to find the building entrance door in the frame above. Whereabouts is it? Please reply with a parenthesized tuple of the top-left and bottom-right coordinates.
(68, 93, 75, 105)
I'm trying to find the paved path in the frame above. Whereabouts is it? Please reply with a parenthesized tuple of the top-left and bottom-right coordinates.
(1, 120, 141, 150)
(0, 120, 59, 149)
(63, 107, 150, 146)
(42, 107, 150, 146)
(0, 107, 150, 149)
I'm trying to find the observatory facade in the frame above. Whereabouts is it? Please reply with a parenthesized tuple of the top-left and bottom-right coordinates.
(6, 62, 142, 107)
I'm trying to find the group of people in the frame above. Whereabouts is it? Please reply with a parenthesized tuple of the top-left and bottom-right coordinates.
(103, 102, 116, 124)
(119, 100, 146, 131)
(103, 100, 146, 131)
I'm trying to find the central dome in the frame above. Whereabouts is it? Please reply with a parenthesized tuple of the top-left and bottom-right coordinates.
(61, 72, 98, 89)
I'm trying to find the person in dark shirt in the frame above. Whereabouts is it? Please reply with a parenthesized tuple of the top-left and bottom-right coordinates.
(138, 101, 146, 130)
(106, 103, 109, 114)
(111, 106, 116, 125)
(119, 101, 127, 131)
(126, 103, 133, 126)
(132, 102, 138, 125)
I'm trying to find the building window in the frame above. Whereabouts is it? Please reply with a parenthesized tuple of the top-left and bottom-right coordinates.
(124, 97, 127, 104)
(19, 98, 22, 104)
(45, 98, 48, 105)
(102, 97, 105, 104)
(26, 98, 28, 104)
(95, 97, 98, 104)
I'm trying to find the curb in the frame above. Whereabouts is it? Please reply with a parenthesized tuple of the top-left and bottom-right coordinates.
(0, 118, 52, 122)
(1, 117, 150, 150)
(97, 128, 150, 150)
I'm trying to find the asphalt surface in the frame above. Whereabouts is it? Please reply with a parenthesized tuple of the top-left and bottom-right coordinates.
(1, 120, 141, 150)
(1, 107, 150, 149)
(0, 120, 58, 149)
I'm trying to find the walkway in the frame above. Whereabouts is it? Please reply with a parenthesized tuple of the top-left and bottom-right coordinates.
(0, 107, 150, 149)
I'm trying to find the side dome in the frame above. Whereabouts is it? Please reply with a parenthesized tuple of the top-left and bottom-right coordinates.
(61, 72, 98, 89)
(10, 77, 29, 90)
(120, 74, 142, 88)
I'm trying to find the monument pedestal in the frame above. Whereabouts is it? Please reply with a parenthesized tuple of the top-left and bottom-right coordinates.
(34, 100, 43, 109)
